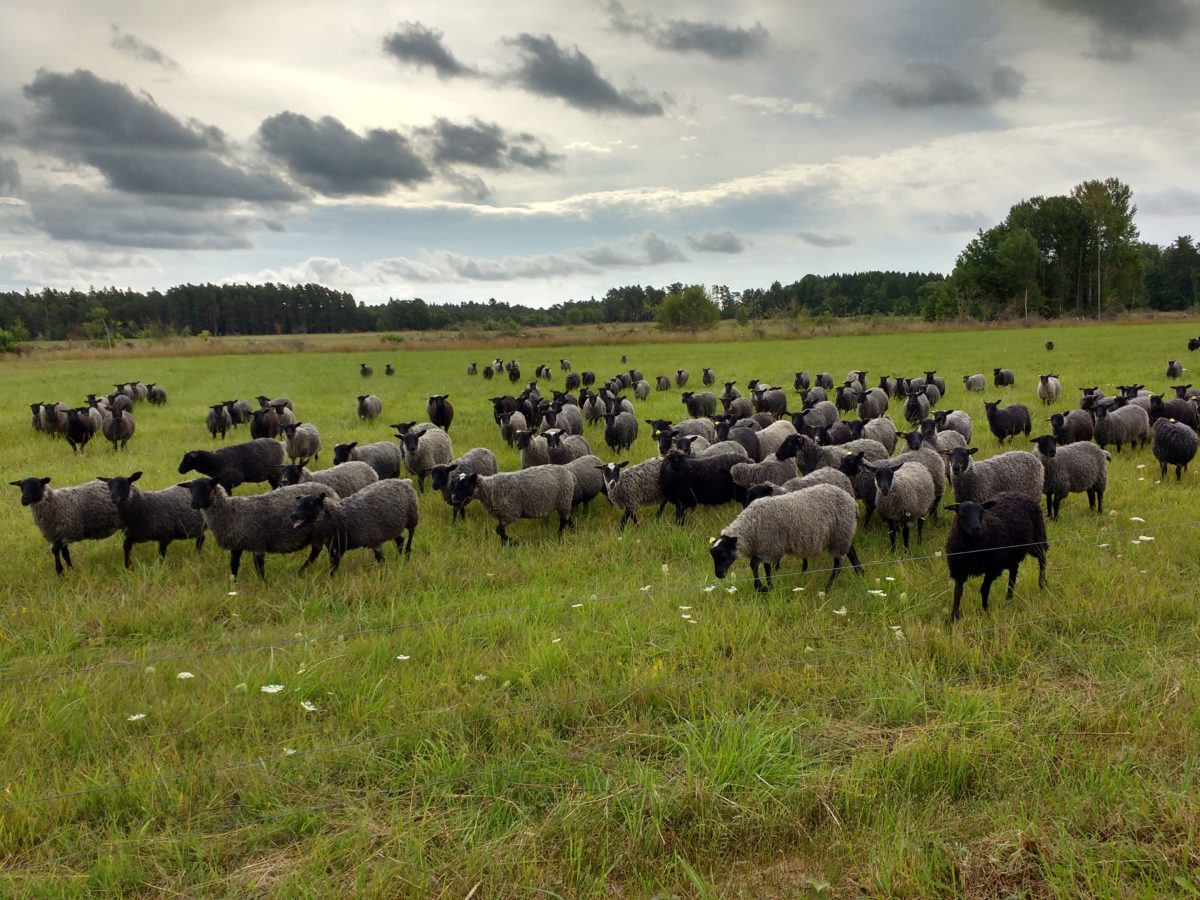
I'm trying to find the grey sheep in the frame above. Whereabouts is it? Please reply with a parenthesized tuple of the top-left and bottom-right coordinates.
(99, 471, 206, 567)
(256, 395, 293, 412)
(1050, 409, 1093, 445)
(515, 431, 550, 468)
(103, 408, 135, 451)
(225, 399, 253, 427)
(742, 468, 856, 507)
(709, 484, 864, 592)
(332, 440, 403, 480)
(1093, 403, 1150, 453)
(10, 477, 122, 574)
(400, 426, 453, 492)
(730, 454, 798, 491)
(604, 410, 638, 453)
(724, 396, 754, 418)
(805, 399, 839, 428)
(634, 380, 651, 401)
(360, 362, 374, 377)
(541, 404, 583, 436)
(450, 466, 575, 544)
(862, 416, 898, 454)
(290, 478, 419, 574)
(544, 429, 591, 464)
(754, 419, 799, 458)
(946, 447, 1044, 504)
(1152, 418, 1198, 481)
(963, 373, 986, 392)
(857, 387, 889, 421)
(866, 461, 936, 551)
(178, 438, 286, 492)
(564, 454, 607, 510)
(993, 368, 1016, 387)
(656, 375, 670, 391)
(675, 368, 690, 387)
(1037, 374, 1062, 405)
(186, 478, 332, 579)
(499, 410, 527, 447)
(279, 460, 379, 498)
(146, 383, 168, 405)
(934, 409, 974, 443)
(599, 458, 667, 528)
(893, 430, 945, 515)
(582, 395, 608, 425)
(273, 402, 297, 431)
(283, 422, 321, 462)
(206, 404, 232, 439)
(903, 391, 930, 425)
(428, 447, 499, 521)
(681, 391, 718, 418)
(1167, 359, 1185, 379)
(1031, 434, 1109, 519)
(357, 394, 383, 421)
(753, 388, 788, 417)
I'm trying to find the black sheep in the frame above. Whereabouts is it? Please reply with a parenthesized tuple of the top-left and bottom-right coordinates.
(945, 493, 1047, 621)
(427, 394, 454, 433)
(983, 400, 1031, 443)
(178, 438, 285, 492)
(658, 448, 739, 525)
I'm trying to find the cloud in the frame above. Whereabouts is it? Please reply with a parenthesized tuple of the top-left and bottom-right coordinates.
(728, 94, 826, 117)
(855, 61, 1024, 108)
(0, 118, 17, 141)
(420, 118, 560, 171)
(258, 112, 431, 196)
(605, 2, 767, 60)
(797, 231, 854, 248)
(930, 211, 993, 233)
(505, 33, 664, 116)
(441, 169, 493, 202)
(0, 157, 18, 194)
(23, 68, 299, 202)
(1038, 0, 1195, 59)
(381, 21, 476, 79)
(1139, 188, 1200, 216)
(0, 244, 160, 289)
(578, 231, 687, 266)
(110, 25, 183, 74)
(686, 228, 744, 253)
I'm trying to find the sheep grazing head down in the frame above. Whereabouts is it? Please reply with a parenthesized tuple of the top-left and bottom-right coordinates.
(708, 534, 739, 579)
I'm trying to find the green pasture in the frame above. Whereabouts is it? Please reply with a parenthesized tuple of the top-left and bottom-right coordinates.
(1, 321, 1199, 897)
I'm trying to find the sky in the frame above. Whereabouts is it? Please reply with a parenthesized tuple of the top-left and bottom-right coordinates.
(0, 0, 1198, 307)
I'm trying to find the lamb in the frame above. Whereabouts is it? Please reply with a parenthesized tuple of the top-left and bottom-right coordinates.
(866, 461, 936, 552)
(10, 477, 122, 574)
(400, 426, 453, 492)
(179, 438, 286, 492)
(1030, 435, 1110, 519)
(103, 407, 135, 451)
(427, 395, 454, 433)
(186, 478, 332, 579)
(658, 446, 742, 524)
(564, 454, 606, 510)
(604, 410, 638, 453)
(730, 454, 798, 493)
(428, 447, 499, 521)
(681, 391, 718, 418)
(993, 368, 1015, 387)
(945, 447, 1044, 505)
(99, 472, 206, 567)
(962, 373, 986, 392)
(357, 394, 383, 421)
(1092, 403, 1150, 453)
(983, 400, 1031, 444)
(207, 403, 233, 439)
(331, 440, 403, 480)
(515, 431, 550, 468)
(934, 409, 973, 443)
(290, 478, 419, 574)
(283, 422, 321, 463)
(1167, 359, 1185, 379)
(1050, 409, 1093, 445)
(450, 466, 575, 544)
(1151, 418, 1198, 481)
(945, 493, 1047, 621)
(1037, 374, 1062, 405)
(709, 484, 864, 592)
(278, 460, 378, 498)
(543, 429, 591, 464)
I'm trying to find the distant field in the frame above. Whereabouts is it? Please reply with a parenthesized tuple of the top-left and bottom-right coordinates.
(2, 321, 1200, 896)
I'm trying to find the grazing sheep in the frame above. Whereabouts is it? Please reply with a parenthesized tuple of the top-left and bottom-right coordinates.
(427, 395, 454, 433)
(681, 391, 718, 418)
(675, 368, 690, 387)
(983, 400, 1032, 444)
(1149, 394, 1199, 431)
(10, 477, 122, 574)
(564, 454, 606, 510)
(1030, 435, 1110, 519)
(357, 394, 383, 421)
(543, 429, 591, 464)
(604, 410, 638, 453)
(945, 447, 1044, 505)
(99, 472, 206, 567)
(360, 362, 374, 377)
(250, 406, 280, 440)
(207, 403, 233, 440)
(279, 460, 379, 498)
(400, 427, 453, 492)
(102, 408, 135, 451)
(993, 368, 1015, 387)
(1093, 403, 1150, 453)
(1167, 360, 1185, 379)
(283, 422, 321, 463)
(185, 478, 331, 579)
(332, 440, 403, 480)
(428, 448, 499, 521)
(1037, 374, 1062, 405)
(450, 466, 575, 544)
(709, 484, 864, 592)
(1050, 409, 1094, 445)
(934, 409, 974, 443)
(945, 493, 1047, 621)
(515, 431, 550, 468)
(866, 461, 936, 552)
(903, 390, 931, 425)
(1152, 418, 1198, 481)
(658, 446, 742, 524)
(962, 374, 986, 392)
(290, 478, 419, 574)
(178, 438, 287, 492)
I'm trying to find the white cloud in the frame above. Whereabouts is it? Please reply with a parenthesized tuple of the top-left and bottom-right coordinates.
(728, 94, 827, 117)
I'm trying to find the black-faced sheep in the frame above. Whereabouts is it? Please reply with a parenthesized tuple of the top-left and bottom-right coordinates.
(10, 477, 122, 574)
(332, 440, 403, 480)
(99, 471, 206, 567)
(945, 493, 1047, 621)
(1152, 418, 1198, 481)
(983, 400, 1031, 444)
(290, 478, 419, 574)
(1030, 435, 1109, 519)
(450, 466, 575, 544)
(178, 438, 286, 492)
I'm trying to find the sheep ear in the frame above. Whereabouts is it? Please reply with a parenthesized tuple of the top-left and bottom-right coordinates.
(8, 481, 21, 487)
(944, 504, 960, 512)
(982, 500, 998, 510)
(40, 477, 51, 485)
(967, 448, 978, 456)
(130, 471, 143, 482)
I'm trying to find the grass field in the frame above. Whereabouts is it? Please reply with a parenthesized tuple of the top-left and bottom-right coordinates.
(2, 321, 1199, 897)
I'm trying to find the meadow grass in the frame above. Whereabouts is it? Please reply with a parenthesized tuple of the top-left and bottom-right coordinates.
(1, 321, 1199, 896)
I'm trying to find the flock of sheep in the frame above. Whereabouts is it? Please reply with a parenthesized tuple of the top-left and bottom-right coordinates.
(12, 346, 1200, 622)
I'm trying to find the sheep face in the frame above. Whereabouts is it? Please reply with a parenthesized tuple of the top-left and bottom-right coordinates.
(448, 472, 479, 507)
(290, 493, 328, 529)
(709, 535, 740, 579)
(11, 477, 52, 506)
(99, 472, 143, 505)
(1032, 435, 1057, 457)
(184, 478, 220, 510)
(332, 442, 357, 465)
(945, 500, 997, 540)
(599, 461, 628, 490)
(945, 447, 978, 477)
(178, 451, 204, 475)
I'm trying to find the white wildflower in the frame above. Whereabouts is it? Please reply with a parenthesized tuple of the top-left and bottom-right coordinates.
(661, 563, 669, 574)
(261, 684, 284, 694)
(571, 603, 584, 608)
(144, 666, 155, 674)
(126, 713, 146, 722)
(818, 591, 826, 600)
(227, 591, 237, 596)
(283, 747, 297, 756)
(176, 672, 194, 680)
(1130, 516, 1145, 523)
(1136, 464, 1146, 469)
(833, 606, 847, 616)
(679, 605, 692, 611)
(640, 584, 651, 592)
(726, 585, 738, 593)
(235, 682, 248, 692)
(1138, 535, 1155, 542)
(551, 638, 561, 644)
(792, 587, 805, 592)
(396, 654, 410, 661)
(899, 592, 908, 602)
(474, 674, 487, 682)
(300, 700, 317, 712)
(885, 576, 895, 582)
(1098, 543, 1109, 548)
(702, 585, 716, 593)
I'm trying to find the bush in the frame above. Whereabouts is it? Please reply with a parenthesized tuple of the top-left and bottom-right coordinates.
(656, 286, 720, 332)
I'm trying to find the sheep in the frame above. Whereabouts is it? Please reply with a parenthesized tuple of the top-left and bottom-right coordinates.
(357, 394, 383, 421)
(1148, 394, 1199, 431)
(675, 368, 690, 387)
(862, 417, 898, 454)
(450, 466, 575, 544)
(1037, 374, 1062, 405)
(963, 373, 986, 392)
(816, 373, 834, 389)
(1045, 340, 1054, 351)
(515, 431, 550, 468)
(1093, 403, 1150, 453)
(279, 460, 379, 498)
(428, 448, 499, 521)
(257, 395, 293, 412)
(743, 467, 857, 507)
(983, 400, 1032, 444)
(99, 472, 206, 567)
(730, 453, 798, 495)
(793, 371, 811, 392)
(1171, 384, 1200, 401)
(360, 362, 374, 377)
(225, 399, 253, 427)
(655, 375, 670, 391)
(803, 398, 839, 428)
(332, 440, 403, 480)
(543, 429, 591, 464)
(646, 417, 718, 445)
(658, 446, 742, 524)
(993, 367, 1015, 387)
(893, 430, 946, 515)
(724, 395, 754, 419)
(672, 434, 713, 455)
(541, 404, 583, 436)
(903, 390, 931, 425)
(427, 395, 454, 433)
(178, 438, 287, 492)
(1152, 418, 1198, 481)
(754, 419, 799, 458)
(934, 409, 974, 443)
(595, 460, 664, 528)
(918, 419, 967, 475)
(1030, 434, 1110, 519)
(1050, 409, 1094, 445)
(64, 408, 97, 453)
(250, 406, 280, 440)
(399, 426, 453, 492)
(290, 478, 419, 574)
(866, 461, 936, 552)
(147, 383, 168, 405)
(709, 484, 864, 592)
(10, 477, 122, 574)
(186, 478, 331, 579)
(101, 408, 135, 451)
(945, 493, 1047, 621)
(582, 394, 608, 426)
(207, 403, 233, 440)
(681, 391, 718, 418)
(384, 363, 395, 376)
(753, 388, 788, 417)
(273, 401, 297, 430)
(604, 410, 638, 453)
(857, 388, 889, 421)
(564, 454, 606, 511)
(283, 422, 321, 463)
(1167, 359, 1185, 379)
(923, 382, 943, 407)
(945, 447, 1044, 505)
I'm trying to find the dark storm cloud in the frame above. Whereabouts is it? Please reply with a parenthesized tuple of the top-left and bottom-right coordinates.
(0, 118, 17, 141)
(797, 231, 854, 248)
(1039, 0, 1195, 59)
(605, 2, 767, 60)
(0, 157, 19, 193)
(505, 33, 664, 116)
(441, 169, 493, 202)
(110, 25, 183, 74)
(258, 112, 431, 197)
(686, 228, 744, 253)
(23, 69, 298, 202)
(420, 118, 561, 171)
(382, 22, 476, 79)
(856, 61, 1024, 108)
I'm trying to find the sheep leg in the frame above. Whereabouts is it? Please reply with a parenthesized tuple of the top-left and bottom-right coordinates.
(417, 475, 426, 493)
(1005, 565, 1019, 601)
(120, 536, 134, 568)
(496, 523, 510, 545)
(229, 550, 242, 577)
(326, 547, 343, 575)
(801, 559, 808, 573)
(950, 578, 965, 621)
(1044, 492, 1054, 519)
(1177, 464, 1185, 482)
(1035, 547, 1047, 588)
(299, 543, 322, 572)
(980, 573, 998, 611)
(51, 541, 67, 575)
(557, 511, 572, 537)
(252, 552, 267, 581)
(373, 547, 385, 563)
(824, 557, 843, 592)
(1160, 461, 1168, 480)
(916, 517, 925, 544)
(654, 501, 667, 520)
(194, 532, 206, 553)
(901, 521, 910, 550)
(863, 501, 875, 526)
(158, 540, 171, 560)
(888, 524, 897, 552)
(750, 558, 767, 592)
